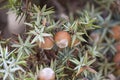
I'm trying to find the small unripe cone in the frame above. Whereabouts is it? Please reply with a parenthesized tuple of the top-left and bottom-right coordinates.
(38, 37, 54, 50)
(113, 52, 120, 69)
(111, 25, 120, 40)
(37, 68, 55, 80)
(54, 31, 71, 48)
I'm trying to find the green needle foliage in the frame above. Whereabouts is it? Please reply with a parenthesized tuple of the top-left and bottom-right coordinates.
(87, 71, 106, 80)
(28, 26, 52, 44)
(58, 48, 75, 66)
(50, 60, 67, 80)
(70, 53, 96, 77)
(0, 45, 25, 80)
(12, 35, 35, 59)
(0, 0, 119, 79)
(87, 46, 103, 58)
(98, 59, 115, 76)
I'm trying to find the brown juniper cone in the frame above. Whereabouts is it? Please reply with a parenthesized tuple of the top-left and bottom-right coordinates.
(111, 25, 120, 40)
(54, 31, 71, 48)
(37, 68, 55, 80)
(113, 52, 120, 69)
(38, 37, 54, 50)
